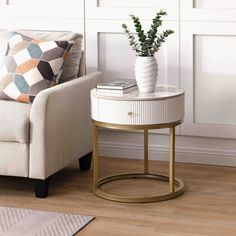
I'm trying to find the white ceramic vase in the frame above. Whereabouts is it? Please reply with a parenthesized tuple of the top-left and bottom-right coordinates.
(135, 56, 158, 93)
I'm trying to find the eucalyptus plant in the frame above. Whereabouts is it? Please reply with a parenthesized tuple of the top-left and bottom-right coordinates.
(122, 10, 174, 57)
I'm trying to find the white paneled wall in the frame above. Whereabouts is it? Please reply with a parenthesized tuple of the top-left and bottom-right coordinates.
(180, 0, 236, 140)
(85, 0, 179, 20)
(0, 0, 84, 33)
(194, 0, 236, 8)
(1, 0, 236, 166)
(181, 0, 236, 21)
(85, 0, 236, 166)
(0, 0, 84, 18)
(194, 35, 236, 125)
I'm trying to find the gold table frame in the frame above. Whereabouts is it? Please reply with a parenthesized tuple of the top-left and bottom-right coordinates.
(92, 120, 185, 203)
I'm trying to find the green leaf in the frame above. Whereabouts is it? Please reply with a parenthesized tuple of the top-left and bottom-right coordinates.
(122, 10, 174, 56)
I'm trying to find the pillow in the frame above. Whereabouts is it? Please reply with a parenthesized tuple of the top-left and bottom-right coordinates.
(0, 32, 73, 103)
(0, 30, 83, 83)
(18, 31, 83, 83)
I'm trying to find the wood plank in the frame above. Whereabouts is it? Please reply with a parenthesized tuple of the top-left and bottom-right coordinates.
(0, 157, 235, 235)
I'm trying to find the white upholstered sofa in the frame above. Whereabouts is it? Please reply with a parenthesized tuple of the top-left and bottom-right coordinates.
(0, 30, 102, 197)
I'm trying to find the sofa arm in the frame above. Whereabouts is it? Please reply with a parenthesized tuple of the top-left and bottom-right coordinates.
(29, 72, 102, 179)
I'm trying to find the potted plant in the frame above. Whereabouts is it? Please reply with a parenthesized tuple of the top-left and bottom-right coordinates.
(122, 10, 174, 93)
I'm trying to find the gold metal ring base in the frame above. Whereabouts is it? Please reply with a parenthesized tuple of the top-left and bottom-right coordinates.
(94, 172, 185, 203)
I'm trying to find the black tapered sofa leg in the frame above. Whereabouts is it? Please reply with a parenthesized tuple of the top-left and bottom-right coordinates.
(79, 152, 92, 171)
(34, 178, 49, 198)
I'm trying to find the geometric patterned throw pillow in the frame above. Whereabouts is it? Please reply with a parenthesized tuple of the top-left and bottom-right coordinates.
(0, 32, 73, 103)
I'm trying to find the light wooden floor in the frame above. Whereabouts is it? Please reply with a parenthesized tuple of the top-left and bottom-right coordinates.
(0, 157, 236, 236)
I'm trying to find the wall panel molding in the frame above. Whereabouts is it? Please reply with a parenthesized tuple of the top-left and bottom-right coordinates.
(0, 18, 84, 40)
(181, 0, 236, 21)
(99, 140, 236, 167)
(181, 21, 236, 138)
(85, 0, 179, 20)
(0, 0, 84, 19)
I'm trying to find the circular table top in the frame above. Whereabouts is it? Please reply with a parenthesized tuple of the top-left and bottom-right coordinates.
(91, 85, 184, 101)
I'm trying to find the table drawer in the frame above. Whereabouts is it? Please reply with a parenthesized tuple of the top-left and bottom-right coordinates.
(91, 95, 184, 125)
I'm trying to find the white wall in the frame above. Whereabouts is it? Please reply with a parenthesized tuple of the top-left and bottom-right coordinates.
(0, 0, 84, 34)
(1, 0, 236, 166)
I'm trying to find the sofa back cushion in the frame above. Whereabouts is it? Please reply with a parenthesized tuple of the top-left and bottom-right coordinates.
(0, 30, 83, 83)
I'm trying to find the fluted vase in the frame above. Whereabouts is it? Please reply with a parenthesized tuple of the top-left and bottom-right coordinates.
(135, 56, 158, 93)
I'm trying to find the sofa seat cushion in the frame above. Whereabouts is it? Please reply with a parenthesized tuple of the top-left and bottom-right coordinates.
(0, 100, 31, 143)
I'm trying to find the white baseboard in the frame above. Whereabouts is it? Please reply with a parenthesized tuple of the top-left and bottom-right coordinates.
(99, 141, 236, 167)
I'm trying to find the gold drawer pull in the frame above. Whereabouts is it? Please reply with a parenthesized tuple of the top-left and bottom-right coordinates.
(127, 112, 133, 116)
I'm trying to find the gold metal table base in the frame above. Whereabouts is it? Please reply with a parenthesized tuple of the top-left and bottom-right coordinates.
(92, 120, 185, 203)
(94, 172, 184, 203)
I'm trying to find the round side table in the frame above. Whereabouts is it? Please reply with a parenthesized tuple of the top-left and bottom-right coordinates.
(90, 85, 185, 203)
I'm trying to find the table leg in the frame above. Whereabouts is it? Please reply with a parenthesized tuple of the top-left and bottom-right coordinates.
(92, 122, 184, 203)
(169, 127, 175, 193)
(144, 128, 149, 174)
(93, 122, 99, 190)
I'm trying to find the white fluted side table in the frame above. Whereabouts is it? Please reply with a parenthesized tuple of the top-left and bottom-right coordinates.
(91, 85, 185, 203)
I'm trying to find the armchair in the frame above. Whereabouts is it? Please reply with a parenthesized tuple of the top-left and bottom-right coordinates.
(0, 30, 102, 198)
